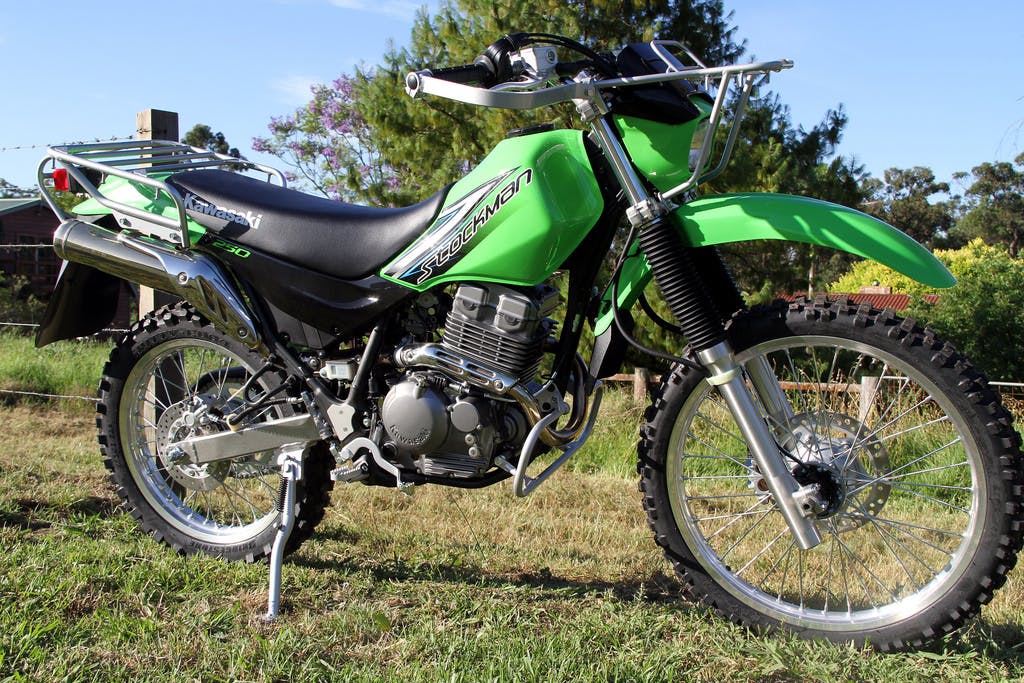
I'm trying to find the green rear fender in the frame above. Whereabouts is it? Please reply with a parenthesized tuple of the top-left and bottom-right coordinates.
(595, 192, 956, 335)
(72, 175, 208, 245)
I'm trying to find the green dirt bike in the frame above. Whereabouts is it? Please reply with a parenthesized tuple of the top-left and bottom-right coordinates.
(35, 32, 1023, 650)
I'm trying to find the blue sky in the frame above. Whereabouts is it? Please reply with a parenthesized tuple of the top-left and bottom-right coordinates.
(2, 0, 1022, 195)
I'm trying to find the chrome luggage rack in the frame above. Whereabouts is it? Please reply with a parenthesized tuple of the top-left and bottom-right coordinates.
(406, 39, 793, 201)
(37, 139, 286, 249)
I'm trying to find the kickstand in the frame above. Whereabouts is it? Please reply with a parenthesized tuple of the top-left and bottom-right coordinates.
(264, 448, 304, 622)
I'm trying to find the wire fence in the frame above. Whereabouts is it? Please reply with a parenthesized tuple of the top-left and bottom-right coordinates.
(4, 242, 1024, 410)
(0, 135, 130, 155)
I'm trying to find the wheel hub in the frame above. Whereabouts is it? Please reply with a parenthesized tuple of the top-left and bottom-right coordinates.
(788, 412, 891, 531)
(155, 400, 229, 491)
(791, 461, 844, 517)
(746, 412, 892, 531)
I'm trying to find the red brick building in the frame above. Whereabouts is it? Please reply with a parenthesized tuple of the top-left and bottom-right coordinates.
(0, 198, 60, 294)
(0, 197, 132, 328)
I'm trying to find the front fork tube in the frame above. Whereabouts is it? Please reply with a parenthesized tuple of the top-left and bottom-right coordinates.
(697, 342, 823, 550)
(746, 354, 797, 436)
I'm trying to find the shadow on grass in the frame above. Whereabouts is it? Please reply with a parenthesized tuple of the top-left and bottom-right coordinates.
(288, 531, 1024, 658)
(291, 547, 689, 608)
(0, 495, 119, 530)
(953, 620, 1024, 666)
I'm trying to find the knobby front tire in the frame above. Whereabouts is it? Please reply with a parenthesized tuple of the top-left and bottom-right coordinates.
(638, 298, 1024, 650)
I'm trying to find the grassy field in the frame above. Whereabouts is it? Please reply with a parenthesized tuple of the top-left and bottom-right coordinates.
(0, 331, 110, 410)
(2, 395, 1024, 682)
(3, 335, 1024, 680)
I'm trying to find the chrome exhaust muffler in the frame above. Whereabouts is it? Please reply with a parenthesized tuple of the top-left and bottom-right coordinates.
(52, 219, 262, 349)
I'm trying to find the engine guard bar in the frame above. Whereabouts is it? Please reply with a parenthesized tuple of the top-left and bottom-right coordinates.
(495, 383, 604, 497)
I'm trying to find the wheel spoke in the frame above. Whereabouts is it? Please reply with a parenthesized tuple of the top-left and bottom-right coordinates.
(694, 406, 748, 447)
(852, 499, 932, 589)
(693, 507, 777, 523)
(682, 441, 756, 473)
(735, 526, 790, 578)
(704, 498, 775, 539)
(869, 516, 959, 558)
(659, 321, 994, 641)
(115, 332, 303, 551)
(845, 438, 964, 498)
(757, 536, 797, 596)
(831, 530, 902, 602)
(718, 507, 776, 563)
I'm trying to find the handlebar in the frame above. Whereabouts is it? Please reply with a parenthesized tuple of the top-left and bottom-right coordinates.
(404, 36, 794, 202)
(405, 58, 793, 111)
(416, 63, 494, 87)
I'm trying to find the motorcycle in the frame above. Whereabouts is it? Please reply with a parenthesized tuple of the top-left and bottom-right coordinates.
(34, 32, 1023, 650)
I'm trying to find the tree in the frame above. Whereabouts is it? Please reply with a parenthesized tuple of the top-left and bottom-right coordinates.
(860, 167, 957, 249)
(829, 239, 1024, 380)
(258, 0, 865, 299)
(906, 248, 1024, 381)
(0, 178, 35, 199)
(830, 238, 1000, 298)
(0, 272, 46, 325)
(954, 152, 1024, 257)
(254, 1, 746, 205)
(182, 124, 242, 159)
(252, 76, 399, 203)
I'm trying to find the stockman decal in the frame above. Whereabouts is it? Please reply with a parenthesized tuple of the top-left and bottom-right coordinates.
(384, 167, 534, 284)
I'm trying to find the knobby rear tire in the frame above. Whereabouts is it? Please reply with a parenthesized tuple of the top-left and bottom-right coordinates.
(638, 297, 1024, 650)
(97, 304, 333, 563)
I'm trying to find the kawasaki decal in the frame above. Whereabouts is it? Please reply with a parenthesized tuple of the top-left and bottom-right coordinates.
(384, 167, 534, 284)
(183, 192, 264, 229)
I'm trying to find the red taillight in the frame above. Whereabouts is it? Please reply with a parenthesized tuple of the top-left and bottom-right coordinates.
(52, 168, 70, 192)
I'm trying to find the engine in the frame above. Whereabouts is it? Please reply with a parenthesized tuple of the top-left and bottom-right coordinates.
(380, 283, 558, 479)
(443, 282, 559, 383)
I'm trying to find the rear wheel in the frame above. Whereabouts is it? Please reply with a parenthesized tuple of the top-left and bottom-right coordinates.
(639, 298, 1024, 650)
(97, 304, 333, 562)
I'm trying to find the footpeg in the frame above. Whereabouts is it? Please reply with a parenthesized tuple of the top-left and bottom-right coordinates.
(330, 456, 370, 483)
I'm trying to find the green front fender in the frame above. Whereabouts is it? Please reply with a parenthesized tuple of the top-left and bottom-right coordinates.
(594, 192, 955, 335)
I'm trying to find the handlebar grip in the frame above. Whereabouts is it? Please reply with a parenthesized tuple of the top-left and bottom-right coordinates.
(424, 63, 493, 86)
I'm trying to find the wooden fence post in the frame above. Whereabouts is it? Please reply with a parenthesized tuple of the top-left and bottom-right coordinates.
(136, 110, 183, 415)
(859, 376, 881, 423)
(634, 367, 650, 404)
(135, 109, 179, 320)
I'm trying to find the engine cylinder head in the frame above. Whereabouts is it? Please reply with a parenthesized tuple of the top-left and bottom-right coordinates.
(442, 283, 558, 381)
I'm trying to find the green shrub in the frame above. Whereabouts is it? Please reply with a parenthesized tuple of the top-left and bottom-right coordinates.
(906, 256, 1024, 381)
(831, 240, 1024, 380)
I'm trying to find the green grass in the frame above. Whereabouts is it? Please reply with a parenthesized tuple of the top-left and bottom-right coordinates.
(0, 331, 112, 409)
(2, 404, 1024, 682)
(3, 337, 1024, 679)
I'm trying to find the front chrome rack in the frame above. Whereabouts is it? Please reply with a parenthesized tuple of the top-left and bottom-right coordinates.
(406, 40, 793, 202)
(37, 139, 286, 249)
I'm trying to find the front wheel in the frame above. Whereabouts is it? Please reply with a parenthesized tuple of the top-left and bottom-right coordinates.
(639, 298, 1024, 650)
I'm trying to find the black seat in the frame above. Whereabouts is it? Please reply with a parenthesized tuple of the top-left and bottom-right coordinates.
(167, 170, 448, 280)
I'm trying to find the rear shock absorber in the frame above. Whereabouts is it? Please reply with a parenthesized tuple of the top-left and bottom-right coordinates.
(638, 217, 727, 352)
